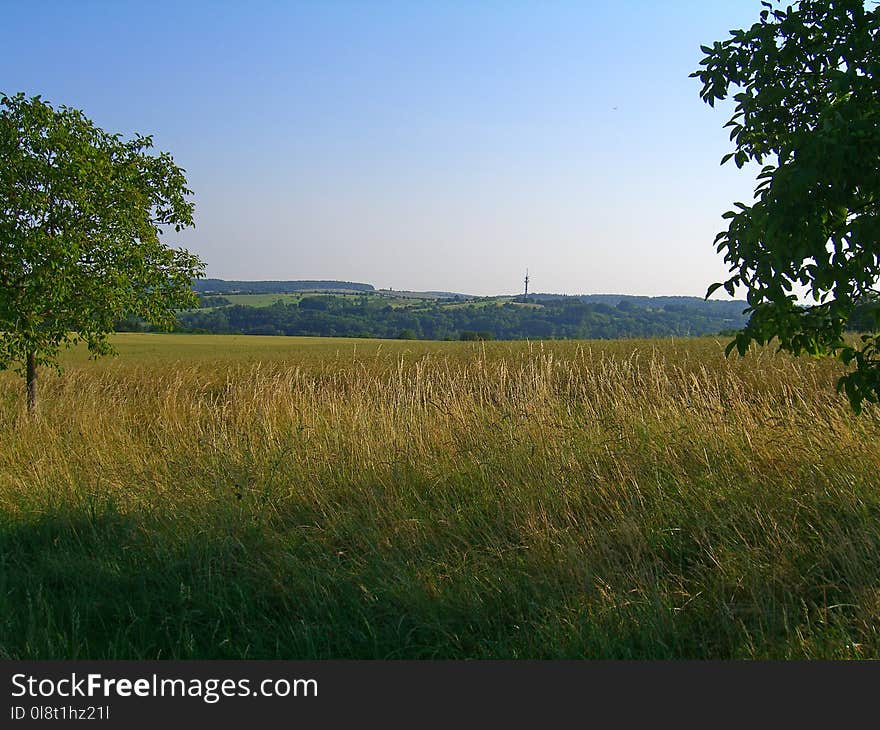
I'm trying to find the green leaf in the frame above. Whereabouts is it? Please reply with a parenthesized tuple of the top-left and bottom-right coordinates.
(0, 94, 205, 410)
(693, 0, 880, 414)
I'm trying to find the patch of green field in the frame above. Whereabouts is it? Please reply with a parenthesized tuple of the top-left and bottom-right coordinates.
(220, 293, 304, 307)
(360, 293, 439, 307)
(1, 333, 879, 659)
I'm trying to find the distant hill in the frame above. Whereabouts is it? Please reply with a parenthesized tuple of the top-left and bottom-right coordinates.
(531, 293, 747, 317)
(195, 279, 374, 294)
(169, 288, 749, 341)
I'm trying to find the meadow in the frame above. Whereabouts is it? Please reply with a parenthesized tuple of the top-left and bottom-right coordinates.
(1, 333, 879, 659)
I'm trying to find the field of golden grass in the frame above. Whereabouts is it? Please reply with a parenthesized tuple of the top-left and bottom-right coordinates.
(1, 333, 878, 658)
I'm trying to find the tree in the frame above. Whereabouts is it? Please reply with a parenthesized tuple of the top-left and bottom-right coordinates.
(848, 291, 880, 332)
(693, 0, 880, 411)
(0, 93, 204, 413)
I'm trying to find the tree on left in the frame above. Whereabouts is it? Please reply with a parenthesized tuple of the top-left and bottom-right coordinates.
(0, 93, 204, 413)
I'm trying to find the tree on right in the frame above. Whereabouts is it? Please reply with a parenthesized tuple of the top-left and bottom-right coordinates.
(693, 0, 880, 412)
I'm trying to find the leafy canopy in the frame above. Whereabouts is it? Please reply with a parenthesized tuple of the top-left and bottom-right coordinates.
(693, 0, 880, 411)
(0, 93, 204, 375)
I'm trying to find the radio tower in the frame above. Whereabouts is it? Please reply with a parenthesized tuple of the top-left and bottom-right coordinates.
(523, 269, 530, 302)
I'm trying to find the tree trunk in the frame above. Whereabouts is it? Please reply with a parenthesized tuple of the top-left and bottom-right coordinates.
(26, 351, 37, 415)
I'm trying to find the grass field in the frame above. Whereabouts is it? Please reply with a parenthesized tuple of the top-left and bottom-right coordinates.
(1, 333, 879, 659)
(219, 293, 305, 307)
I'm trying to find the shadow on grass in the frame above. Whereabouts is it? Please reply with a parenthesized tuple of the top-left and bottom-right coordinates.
(1, 486, 878, 659)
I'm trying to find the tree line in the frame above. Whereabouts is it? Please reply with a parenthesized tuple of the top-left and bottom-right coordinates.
(163, 295, 751, 341)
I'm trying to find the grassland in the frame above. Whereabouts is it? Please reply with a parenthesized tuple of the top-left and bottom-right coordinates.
(220, 293, 305, 307)
(1, 333, 879, 659)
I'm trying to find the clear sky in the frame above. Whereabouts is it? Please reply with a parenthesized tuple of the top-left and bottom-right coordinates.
(3, 1, 766, 296)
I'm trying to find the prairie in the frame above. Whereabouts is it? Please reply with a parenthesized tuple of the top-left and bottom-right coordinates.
(1, 333, 878, 658)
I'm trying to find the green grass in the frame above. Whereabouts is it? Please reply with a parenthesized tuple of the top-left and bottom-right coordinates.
(219, 293, 305, 307)
(1, 334, 878, 658)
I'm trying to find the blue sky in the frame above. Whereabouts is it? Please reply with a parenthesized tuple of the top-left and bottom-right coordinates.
(3, 1, 766, 296)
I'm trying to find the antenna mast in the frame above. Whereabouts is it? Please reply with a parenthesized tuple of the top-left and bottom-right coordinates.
(523, 269, 530, 301)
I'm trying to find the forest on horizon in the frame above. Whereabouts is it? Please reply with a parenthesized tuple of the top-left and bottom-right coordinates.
(162, 284, 751, 340)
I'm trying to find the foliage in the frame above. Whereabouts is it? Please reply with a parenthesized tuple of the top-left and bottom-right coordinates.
(847, 290, 880, 331)
(460, 330, 494, 341)
(197, 295, 232, 308)
(693, 0, 880, 412)
(175, 293, 749, 341)
(0, 93, 203, 406)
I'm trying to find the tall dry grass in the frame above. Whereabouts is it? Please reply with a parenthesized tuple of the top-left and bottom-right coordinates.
(0, 335, 878, 658)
